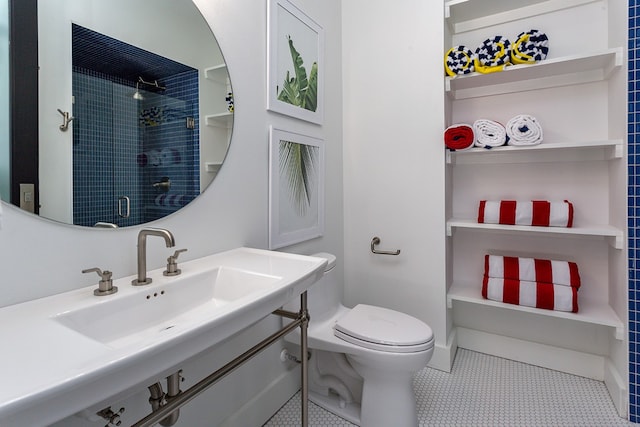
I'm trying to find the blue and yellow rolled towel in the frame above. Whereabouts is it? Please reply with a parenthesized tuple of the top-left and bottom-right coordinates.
(474, 36, 511, 74)
(511, 30, 549, 64)
(444, 46, 475, 77)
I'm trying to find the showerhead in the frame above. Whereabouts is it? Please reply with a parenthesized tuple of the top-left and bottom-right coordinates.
(133, 82, 144, 100)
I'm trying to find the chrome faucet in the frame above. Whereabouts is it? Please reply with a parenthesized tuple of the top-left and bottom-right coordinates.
(132, 228, 176, 286)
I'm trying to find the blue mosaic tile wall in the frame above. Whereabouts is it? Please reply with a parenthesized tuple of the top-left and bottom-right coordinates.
(71, 25, 199, 227)
(631, 1, 640, 422)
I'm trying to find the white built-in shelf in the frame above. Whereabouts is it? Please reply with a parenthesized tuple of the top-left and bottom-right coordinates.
(204, 64, 229, 85)
(205, 162, 222, 174)
(205, 112, 233, 128)
(445, 0, 599, 34)
(445, 48, 622, 100)
(446, 218, 624, 249)
(447, 282, 624, 339)
(446, 139, 623, 164)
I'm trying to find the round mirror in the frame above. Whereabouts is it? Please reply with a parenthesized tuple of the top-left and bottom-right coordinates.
(4, 0, 232, 228)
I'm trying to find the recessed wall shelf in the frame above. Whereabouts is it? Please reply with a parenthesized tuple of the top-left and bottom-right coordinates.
(446, 219, 624, 249)
(445, 48, 622, 100)
(447, 282, 624, 340)
(205, 112, 233, 128)
(204, 64, 229, 84)
(446, 139, 623, 164)
(445, 0, 599, 34)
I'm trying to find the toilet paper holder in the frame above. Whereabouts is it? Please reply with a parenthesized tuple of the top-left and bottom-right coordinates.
(370, 236, 401, 256)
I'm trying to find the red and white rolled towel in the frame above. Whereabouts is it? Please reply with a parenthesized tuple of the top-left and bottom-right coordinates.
(478, 200, 574, 228)
(484, 255, 580, 289)
(444, 124, 475, 150)
(482, 276, 578, 312)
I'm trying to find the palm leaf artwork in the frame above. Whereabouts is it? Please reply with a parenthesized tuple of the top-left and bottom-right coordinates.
(279, 140, 318, 216)
(277, 36, 318, 112)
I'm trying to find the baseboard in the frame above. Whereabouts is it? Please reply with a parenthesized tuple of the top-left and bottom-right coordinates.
(427, 328, 457, 373)
(604, 358, 627, 418)
(220, 368, 300, 427)
(456, 327, 605, 380)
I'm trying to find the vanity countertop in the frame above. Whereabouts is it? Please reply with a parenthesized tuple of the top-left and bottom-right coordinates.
(0, 248, 326, 427)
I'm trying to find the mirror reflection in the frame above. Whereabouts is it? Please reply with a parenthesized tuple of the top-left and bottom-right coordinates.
(5, 0, 233, 228)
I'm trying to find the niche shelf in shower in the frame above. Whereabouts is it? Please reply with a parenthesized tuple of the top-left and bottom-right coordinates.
(204, 64, 229, 84)
(205, 112, 233, 128)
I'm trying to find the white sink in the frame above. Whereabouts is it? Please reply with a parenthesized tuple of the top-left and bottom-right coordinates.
(0, 248, 326, 427)
(54, 267, 281, 348)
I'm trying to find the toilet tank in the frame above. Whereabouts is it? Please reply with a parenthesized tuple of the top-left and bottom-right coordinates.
(284, 252, 341, 323)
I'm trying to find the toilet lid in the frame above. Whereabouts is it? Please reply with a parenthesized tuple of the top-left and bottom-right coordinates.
(333, 304, 434, 353)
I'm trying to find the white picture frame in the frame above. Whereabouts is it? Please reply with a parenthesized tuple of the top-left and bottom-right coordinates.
(269, 127, 325, 249)
(267, 0, 324, 125)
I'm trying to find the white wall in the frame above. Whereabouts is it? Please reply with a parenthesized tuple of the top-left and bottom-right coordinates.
(342, 0, 450, 370)
(0, 0, 342, 425)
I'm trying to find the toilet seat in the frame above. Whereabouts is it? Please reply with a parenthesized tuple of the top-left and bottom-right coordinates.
(333, 304, 434, 353)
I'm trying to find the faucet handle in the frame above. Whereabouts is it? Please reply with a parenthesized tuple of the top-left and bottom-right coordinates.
(164, 249, 187, 277)
(83, 267, 118, 296)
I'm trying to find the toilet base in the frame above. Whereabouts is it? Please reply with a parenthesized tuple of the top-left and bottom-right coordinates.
(308, 389, 361, 425)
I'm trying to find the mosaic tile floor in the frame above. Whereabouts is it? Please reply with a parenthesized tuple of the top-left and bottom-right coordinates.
(263, 348, 631, 426)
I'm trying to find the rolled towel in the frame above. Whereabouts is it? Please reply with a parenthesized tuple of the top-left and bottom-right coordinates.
(511, 30, 549, 65)
(473, 119, 508, 148)
(474, 36, 511, 74)
(478, 200, 574, 228)
(444, 46, 475, 77)
(506, 114, 543, 146)
(444, 124, 475, 150)
(484, 255, 580, 288)
(482, 276, 578, 312)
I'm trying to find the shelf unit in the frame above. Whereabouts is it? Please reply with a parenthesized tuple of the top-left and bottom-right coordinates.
(443, 0, 627, 397)
(447, 219, 624, 249)
(204, 64, 230, 85)
(445, 0, 600, 34)
(446, 139, 623, 164)
(446, 48, 622, 99)
(203, 63, 233, 128)
(447, 282, 624, 340)
(205, 162, 222, 174)
(205, 112, 233, 128)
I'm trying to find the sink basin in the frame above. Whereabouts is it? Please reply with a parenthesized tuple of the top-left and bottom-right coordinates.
(0, 248, 327, 427)
(54, 267, 281, 348)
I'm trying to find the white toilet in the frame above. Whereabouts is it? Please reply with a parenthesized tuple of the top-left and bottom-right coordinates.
(284, 253, 434, 427)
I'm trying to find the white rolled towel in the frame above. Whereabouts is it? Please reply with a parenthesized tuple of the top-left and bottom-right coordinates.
(506, 114, 543, 146)
(473, 119, 507, 148)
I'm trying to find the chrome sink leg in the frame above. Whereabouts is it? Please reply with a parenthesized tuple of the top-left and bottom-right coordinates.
(300, 291, 309, 427)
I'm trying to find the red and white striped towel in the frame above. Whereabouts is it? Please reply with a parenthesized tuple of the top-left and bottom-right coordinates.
(482, 276, 578, 313)
(484, 255, 580, 288)
(478, 200, 574, 227)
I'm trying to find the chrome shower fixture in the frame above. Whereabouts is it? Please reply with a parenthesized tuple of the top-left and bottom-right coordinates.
(133, 82, 144, 100)
(137, 76, 166, 91)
